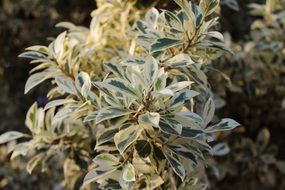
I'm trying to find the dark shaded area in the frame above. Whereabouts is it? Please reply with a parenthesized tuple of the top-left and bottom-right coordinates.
(0, 0, 95, 134)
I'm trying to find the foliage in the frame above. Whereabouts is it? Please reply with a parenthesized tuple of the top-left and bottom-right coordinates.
(208, 128, 285, 190)
(0, 0, 95, 134)
(205, 0, 285, 189)
(211, 0, 285, 129)
(0, 0, 239, 189)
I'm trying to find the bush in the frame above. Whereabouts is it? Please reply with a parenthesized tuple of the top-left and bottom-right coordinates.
(0, 0, 240, 189)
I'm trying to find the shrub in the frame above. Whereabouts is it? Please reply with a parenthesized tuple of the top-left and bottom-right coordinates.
(211, 0, 285, 129)
(0, 0, 239, 189)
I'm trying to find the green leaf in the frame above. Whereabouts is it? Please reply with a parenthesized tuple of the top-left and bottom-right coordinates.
(82, 167, 117, 188)
(75, 72, 91, 98)
(164, 152, 185, 181)
(96, 107, 135, 124)
(138, 112, 160, 128)
(44, 99, 76, 110)
(205, 118, 239, 133)
(202, 97, 215, 126)
(154, 73, 167, 91)
(160, 118, 183, 135)
(123, 56, 146, 66)
(199, 0, 220, 17)
(150, 38, 183, 53)
(97, 128, 118, 146)
(175, 112, 203, 128)
(55, 76, 77, 94)
(19, 51, 47, 60)
(168, 145, 198, 165)
(25, 72, 54, 94)
(93, 153, 120, 167)
(105, 78, 139, 98)
(114, 125, 141, 154)
(122, 163, 136, 182)
(181, 127, 203, 138)
(84, 112, 97, 122)
(25, 103, 45, 133)
(170, 90, 199, 107)
(105, 62, 125, 78)
(0, 131, 25, 144)
(144, 56, 158, 84)
(135, 140, 152, 158)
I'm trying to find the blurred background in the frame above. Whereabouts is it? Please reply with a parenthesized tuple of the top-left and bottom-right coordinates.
(0, 0, 284, 189)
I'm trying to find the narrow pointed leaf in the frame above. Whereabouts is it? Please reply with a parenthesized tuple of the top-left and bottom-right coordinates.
(96, 107, 135, 124)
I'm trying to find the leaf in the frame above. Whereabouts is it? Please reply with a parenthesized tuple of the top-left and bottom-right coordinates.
(164, 152, 185, 181)
(154, 77, 166, 92)
(145, 8, 159, 28)
(105, 62, 125, 78)
(0, 131, 25, 144)
(114, 125, 141, 154)
(163, 10, 184, 32)
(105, 78, 139, 98)
(135, 140, 152, 158)
(205, 118, 239, 133)
(44, 99, 76, 110)
(25, 72, 54, 94)
(181, 127, 203, 138)
(160, 118, 183, 135)
(84, 112, 97, 122)
(10, 142, 30, 159)
(170, 90, 199, 107)
(165, 53, 194, 67)
(166, 81, 193, 92)
(96, 107, 135, 124)
(175, 112, 203, 128)
(25, 45, 49, 55)
(55, 76, 77, 94)
(75, 72, 91, 98)
(93, 153, 120, 167)
(144, 57, 158, 84)
(18, 51, 47, 60)
(53, 31, 66, 61)
(26, 153, 45, 174)
(82, 167, 117, 188)
(25, 103, 38, 132)
(122, 163, 136, 182)
(206, 31, 224, 42)
(150, 38, 184, 53)
(156, 89, 175, 96)
(199, 0, 220, 17)
(123, 56, 146, 66)
(202, 97, 215, 126)
(168, 145, 198, 165)
(97, 128, 118, 146)
(211, 143, 230, 156)
(173, 0, 196, 26)
(138, 112, 160, 128)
